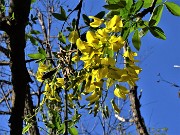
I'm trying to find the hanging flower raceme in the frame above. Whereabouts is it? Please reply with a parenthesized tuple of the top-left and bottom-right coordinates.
(72, 15, 141, 100)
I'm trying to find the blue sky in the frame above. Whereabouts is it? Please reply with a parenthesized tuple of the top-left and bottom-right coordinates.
(84, 0, 180, 134)
(139, 6, 180, 134)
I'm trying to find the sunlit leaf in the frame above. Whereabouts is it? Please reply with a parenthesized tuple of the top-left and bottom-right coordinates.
(38, 47, 46, 56)
(132, 30, 141, 51)
(143, 0, 162, 8)
(165, 2, 180, 16)
(22, 124, 32, 134)
(149, 5, 164, 26)
(131, 0, 144, 14)
(106, 0, 121, 4)
(28, 53, 45, 59)
(69, 127, 78, 135)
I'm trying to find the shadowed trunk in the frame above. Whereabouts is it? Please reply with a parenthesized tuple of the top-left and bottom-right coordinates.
(6, 0, 31, 134)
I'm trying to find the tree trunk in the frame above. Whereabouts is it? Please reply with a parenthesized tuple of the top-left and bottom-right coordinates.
(7, 0, 31, 134)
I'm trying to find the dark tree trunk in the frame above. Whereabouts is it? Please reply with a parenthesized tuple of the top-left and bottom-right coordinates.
(8, 24, 30, 135)
(7, 0, 31, 135)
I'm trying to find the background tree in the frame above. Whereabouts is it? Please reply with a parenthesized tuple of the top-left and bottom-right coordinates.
(0, 0, 180, 135)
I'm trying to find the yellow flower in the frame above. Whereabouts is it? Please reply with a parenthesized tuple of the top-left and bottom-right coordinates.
(89, 16, 104, 27)
(56, 78, 65, 87)
(114, 84, 129, 99)
(76, 38, 91, 53)
(36, 70, 44, 82)
(95, 28, 108, 43)
(45, 83, 51, 92)
(101, 57, 115, 66)
(92, 67, 108, 82)
(109, 36, 125, 52)
(86, 31, 99, 44)
(124, 50, 137, 61)
(38, 62, 48, 72)
(68, 30, 79, 44)
(106, 15, 123, 32)
(36, 62, 49, 82)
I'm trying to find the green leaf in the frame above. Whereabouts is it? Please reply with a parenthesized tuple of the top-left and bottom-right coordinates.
(72, 18, 76, 29)
(60, 6, 67, 19)
(131, 0, 144, 14)
(38, 47, 46, 56)
(107, 48, 114, 58)
(28, 53, 46, 59)
(31, 0, 36, 4)
(105, 10, 120, 18)
(125, 0, 133, 10)
(149, 5, 164, 26)
(165, 2, 180, 16)
(52, 13, 67, 21)
(69, 127, 78, 135)
(95, 11, 106, 19)
(107, 0, 121, 4)
(103, 4, 121, 10)
(51, 110, 61, 130)
(29, 36, 38, 46)
(132, 30, 141, 51)
(121, 22, 130, 40)
(82, 14, 90, 25)
(103, 2, 126, 10)
(143, 0, 162, 8)
(30, 30, 41, 35)
(122, 28, 130, 40)
(58, 32, 66, 44)
(22, 124, 32, 134)
(149, 26, 166, 40)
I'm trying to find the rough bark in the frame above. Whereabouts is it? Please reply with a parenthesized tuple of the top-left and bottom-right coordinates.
(129, 86, 149, 135)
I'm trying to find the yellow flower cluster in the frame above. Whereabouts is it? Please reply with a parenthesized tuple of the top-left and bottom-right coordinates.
(36, 62, 65, 102)
(72, 15, 141, 100)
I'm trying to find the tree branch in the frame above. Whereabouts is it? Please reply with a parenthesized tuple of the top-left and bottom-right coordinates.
(136, 0, 158, 18)
(129, 86, 149, 135)
(0, 61, 10, 66)
(0, 45, 10, 57)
